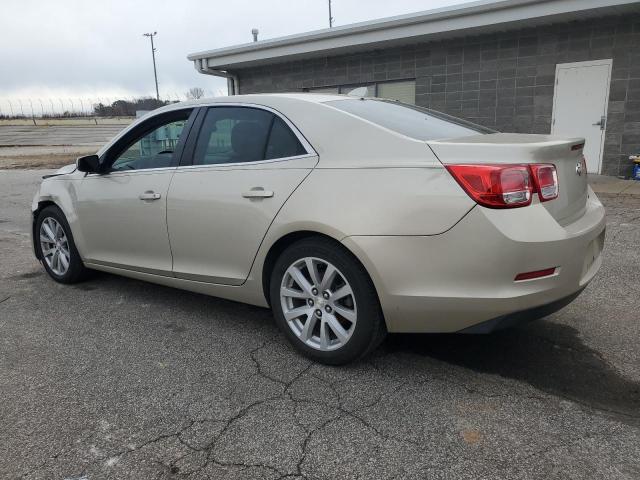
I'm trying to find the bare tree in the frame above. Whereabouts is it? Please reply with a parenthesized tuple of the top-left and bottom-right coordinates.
(186, 87, 205, 100)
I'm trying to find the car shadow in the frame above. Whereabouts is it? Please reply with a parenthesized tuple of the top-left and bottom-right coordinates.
(382, 320, 640, 425)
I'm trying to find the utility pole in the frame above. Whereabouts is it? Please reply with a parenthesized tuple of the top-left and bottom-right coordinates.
(143, 31, 160, 100)
(328, 0, 334, 28)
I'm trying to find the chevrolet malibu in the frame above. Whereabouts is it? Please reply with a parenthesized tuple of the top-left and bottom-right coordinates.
(32, 94, 605, 364)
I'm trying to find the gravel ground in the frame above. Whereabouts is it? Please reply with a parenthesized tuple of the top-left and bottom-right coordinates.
(0, 125, 125, 147)
(0, 170, 639, 480)
(0, 125, 124, 169)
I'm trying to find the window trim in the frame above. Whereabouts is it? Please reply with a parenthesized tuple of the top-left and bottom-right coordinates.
(98, 108, 197, 174)
(179, 103, 317, 168)
(173, 153, 318, 172)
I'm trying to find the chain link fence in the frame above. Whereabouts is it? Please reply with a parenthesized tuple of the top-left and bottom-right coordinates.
(0, 90, 221, 119)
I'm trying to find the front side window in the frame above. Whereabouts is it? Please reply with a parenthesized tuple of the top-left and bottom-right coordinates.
(326, 98, 494, 140)
(111, 113, 191, 171)
(192, 107, 307, 165)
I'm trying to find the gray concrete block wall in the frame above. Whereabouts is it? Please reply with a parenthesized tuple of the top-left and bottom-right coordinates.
(235, 14, 640, 177)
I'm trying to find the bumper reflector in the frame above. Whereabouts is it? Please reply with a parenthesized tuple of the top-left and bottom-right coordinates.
(514, 267, 557, 281)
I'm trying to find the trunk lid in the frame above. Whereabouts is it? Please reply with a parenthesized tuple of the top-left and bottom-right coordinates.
(428, 133, 588, 225)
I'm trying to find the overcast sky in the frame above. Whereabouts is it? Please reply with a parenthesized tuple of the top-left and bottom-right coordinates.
(1, 0, 475, 112)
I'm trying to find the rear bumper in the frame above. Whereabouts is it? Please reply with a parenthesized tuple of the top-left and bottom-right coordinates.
(458, 288, 585, 333)
(342, 187, 605, 333)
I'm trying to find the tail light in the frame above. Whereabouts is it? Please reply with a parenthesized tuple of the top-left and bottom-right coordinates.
(444, 164, 532, 208)
(530, 164, 558, 201)
(446, 163, 559, 209)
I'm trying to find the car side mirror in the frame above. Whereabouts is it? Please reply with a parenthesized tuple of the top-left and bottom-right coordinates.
(76, 154, 101, 173)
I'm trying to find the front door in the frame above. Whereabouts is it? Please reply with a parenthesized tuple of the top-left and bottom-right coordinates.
(552, 59, 612, 174)
(167, 105, 317, 285)
(75, 110, 194, 274)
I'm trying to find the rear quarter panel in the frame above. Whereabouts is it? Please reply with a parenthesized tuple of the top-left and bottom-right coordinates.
(267, 166, 474, 237)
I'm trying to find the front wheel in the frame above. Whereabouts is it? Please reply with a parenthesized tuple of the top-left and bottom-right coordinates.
(270, 237, 386, 365)
(35, 205, 89, 284)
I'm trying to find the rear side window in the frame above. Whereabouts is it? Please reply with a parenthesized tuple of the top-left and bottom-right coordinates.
(265, 117, 307, 160)
(326, 99, 494, 141)
(193, 107, 307, 165)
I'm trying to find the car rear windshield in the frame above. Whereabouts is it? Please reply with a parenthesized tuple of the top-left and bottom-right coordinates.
(326, 98, 495, 141)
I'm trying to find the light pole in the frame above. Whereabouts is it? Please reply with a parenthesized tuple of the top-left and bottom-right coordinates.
(143, 32, 160, 101)
(328, 0, 334, 28)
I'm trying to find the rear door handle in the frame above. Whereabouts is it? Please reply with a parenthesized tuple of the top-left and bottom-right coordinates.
(242, 187, 274, 199)
(139, 191, 161, 201)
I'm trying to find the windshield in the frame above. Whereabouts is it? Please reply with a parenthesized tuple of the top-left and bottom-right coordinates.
(326, 98, 495, 141)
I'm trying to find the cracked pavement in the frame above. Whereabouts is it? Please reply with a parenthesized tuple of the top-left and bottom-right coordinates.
(1, 170, 639, 479)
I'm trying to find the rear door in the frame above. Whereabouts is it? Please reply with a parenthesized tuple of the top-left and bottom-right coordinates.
(167, 105, 317, 285)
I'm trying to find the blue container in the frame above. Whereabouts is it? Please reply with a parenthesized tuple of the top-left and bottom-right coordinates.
(634, 163, 640, 181)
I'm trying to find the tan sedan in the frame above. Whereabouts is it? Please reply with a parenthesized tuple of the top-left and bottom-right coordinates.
(31, 94, 605, 364)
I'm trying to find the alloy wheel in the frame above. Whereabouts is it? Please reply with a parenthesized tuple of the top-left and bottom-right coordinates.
(280, 257, 357, 351)
(40, 217, 71, 276)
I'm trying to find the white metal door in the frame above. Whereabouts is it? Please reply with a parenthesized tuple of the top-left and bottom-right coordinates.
(552, 59, 612, 174)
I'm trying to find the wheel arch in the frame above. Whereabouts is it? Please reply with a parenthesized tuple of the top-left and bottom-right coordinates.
(260, 230, 384, 320)
(32, 200, 61, 260)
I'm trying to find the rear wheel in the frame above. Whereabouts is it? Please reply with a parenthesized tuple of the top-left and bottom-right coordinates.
(270, 237, 386, 365)
(36, 206, 88, 284)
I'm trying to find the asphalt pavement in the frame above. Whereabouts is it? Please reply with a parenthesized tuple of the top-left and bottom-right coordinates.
(1, 169, 639, 479)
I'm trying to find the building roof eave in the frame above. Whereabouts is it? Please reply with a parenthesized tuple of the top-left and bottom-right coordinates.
(187, 0, 640, 70)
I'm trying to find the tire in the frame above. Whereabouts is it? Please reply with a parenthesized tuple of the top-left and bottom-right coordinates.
(35, 205, 89, 284)
(270, 237, 386, 365)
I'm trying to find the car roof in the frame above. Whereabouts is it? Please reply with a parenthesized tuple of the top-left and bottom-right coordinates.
(152, 93, 348, 114)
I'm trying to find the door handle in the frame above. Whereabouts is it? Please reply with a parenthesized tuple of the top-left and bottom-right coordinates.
(139, 191, 161, 201)
(593, 115, 606, 130)
(242, 187, 274, 199)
